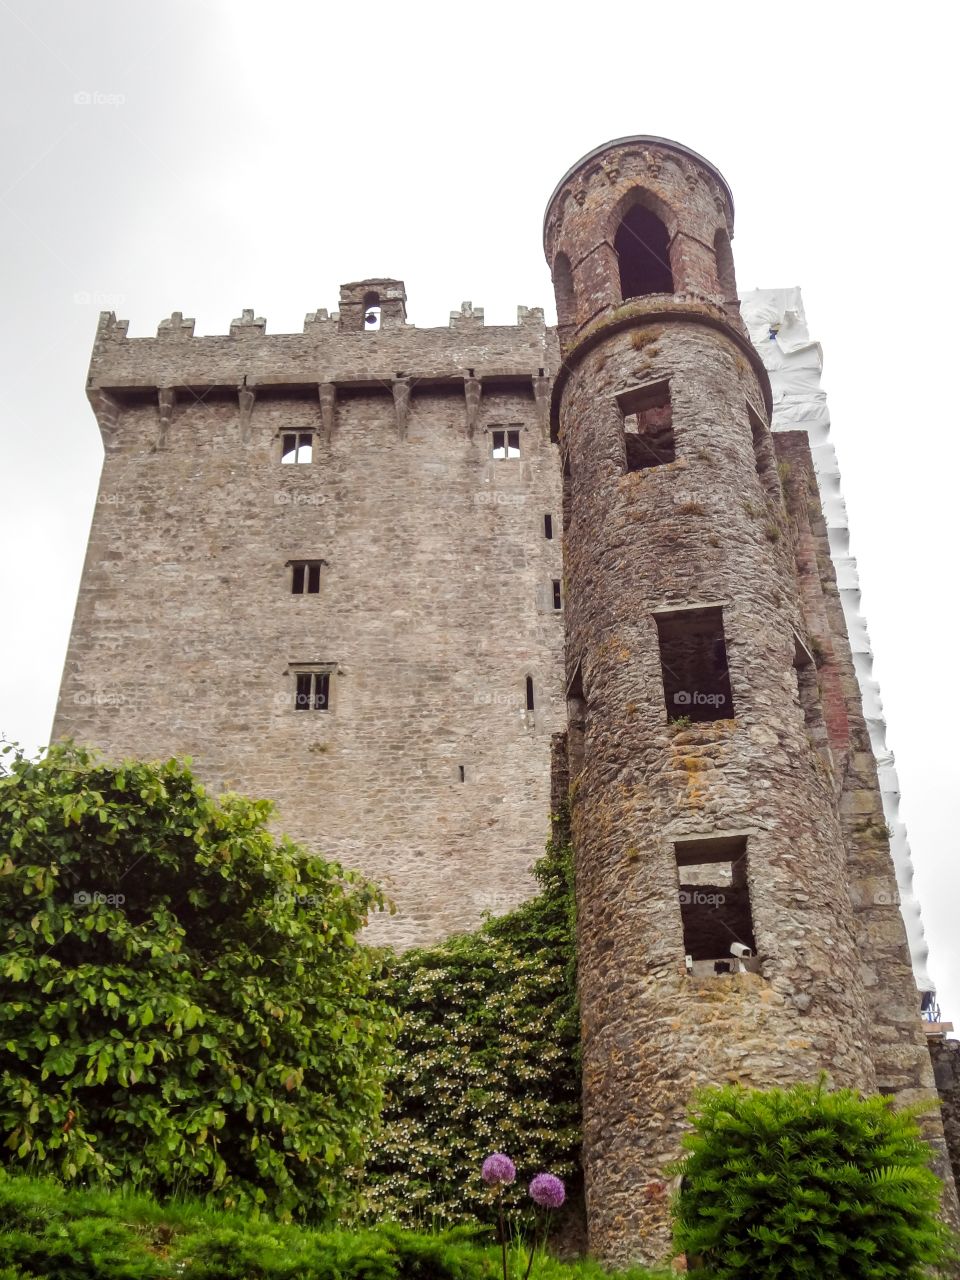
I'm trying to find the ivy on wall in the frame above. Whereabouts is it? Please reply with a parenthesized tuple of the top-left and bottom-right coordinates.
(365, 820, 581, 1225)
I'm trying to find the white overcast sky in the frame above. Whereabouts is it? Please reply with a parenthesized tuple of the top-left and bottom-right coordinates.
(1, 1, 958, 1022)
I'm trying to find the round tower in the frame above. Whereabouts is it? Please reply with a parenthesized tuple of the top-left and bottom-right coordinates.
(544, 137, 878, 1265)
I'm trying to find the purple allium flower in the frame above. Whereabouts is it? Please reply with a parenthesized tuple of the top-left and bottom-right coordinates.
(482, 1153, 517, 1186)
(529, 1172, 566, 1209)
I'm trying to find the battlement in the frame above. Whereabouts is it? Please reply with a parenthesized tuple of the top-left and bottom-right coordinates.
(88, 283, 557, 445)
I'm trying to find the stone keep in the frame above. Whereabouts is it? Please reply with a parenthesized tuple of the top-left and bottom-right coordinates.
(53, 134, 956, 1265)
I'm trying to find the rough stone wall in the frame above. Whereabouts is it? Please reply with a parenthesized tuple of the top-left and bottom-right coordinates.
(930, 1038, 960, 1192)
(542, 137, 950, 1266)
(775, 431, 958, 1216)
(53, 291, 564, 948)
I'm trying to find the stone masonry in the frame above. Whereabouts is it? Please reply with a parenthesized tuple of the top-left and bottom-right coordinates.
(53, 287, 564, 949)
(543, 136, 958, 1263)
(52, 135, 957, 1267)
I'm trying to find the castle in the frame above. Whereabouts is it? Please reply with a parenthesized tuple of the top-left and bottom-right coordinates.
(53, 135, 957, 1264)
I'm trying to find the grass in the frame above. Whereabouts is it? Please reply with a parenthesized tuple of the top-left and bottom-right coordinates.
(0, 1172, 668, 1280)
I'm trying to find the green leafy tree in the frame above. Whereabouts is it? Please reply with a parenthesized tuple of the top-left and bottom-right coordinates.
(672, 1077, 955, 1278)
(0, 742, 398, 1220)
(366, 822, 581, 1224)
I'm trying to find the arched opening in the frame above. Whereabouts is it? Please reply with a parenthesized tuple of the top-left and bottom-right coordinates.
(363, 291, 381, 331)
(714, 228, 736, 303)
(552, 252, 576, 333)
(615, 204, 673, 300)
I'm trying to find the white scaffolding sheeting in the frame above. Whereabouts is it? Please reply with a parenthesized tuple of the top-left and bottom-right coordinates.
(741, 288, 933, 996)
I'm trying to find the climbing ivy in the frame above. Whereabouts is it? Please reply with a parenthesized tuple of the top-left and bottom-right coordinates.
(365, 819, 581, 1225)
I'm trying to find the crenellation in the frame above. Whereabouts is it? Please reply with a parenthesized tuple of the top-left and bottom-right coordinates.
(156, 311, 195, 339)
(229, 308, 267, 337)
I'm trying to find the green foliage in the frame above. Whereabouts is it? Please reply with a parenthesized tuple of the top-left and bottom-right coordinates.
(0, 742, 398, 1221)
(0, 1172, 665, 1279)
(672, 1077, 955, 1278)
(366, 822, 581, 1224)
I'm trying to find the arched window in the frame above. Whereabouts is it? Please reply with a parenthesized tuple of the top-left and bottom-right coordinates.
(363, 291, 381, 331)
(714, 228, 736, 303)
(615, 204, 673, 299)
(552, 252, 576, 333)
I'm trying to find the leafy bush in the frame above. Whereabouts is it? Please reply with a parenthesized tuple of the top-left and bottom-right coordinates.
(672, 1078, 955, 1278)
(0, 1172, 665, 1279)
(0, 743, 397, 1220)
(366, 824, 581, 1224)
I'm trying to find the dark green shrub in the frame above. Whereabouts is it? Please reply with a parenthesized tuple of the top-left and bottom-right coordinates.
(672, 1078, 955, 1278)
(366, 824, 581, 1224)
(0, 743, 398, 1220)
(0, 1172, 666, 1279)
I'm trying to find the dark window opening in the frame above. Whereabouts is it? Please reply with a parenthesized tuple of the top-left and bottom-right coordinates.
(618, 380, 674, 471)
(544, 513, 553, 540)
(458, 765, 465, 782)
(552, 579, 562, 611)
(525, 676, 535, 712)
(294, 671, 330, 711)
(553, 252, 576, 335)
(748, 404, 778, 494)
(656, 606, 734, 723)
(615, 203, 674, 300)
(675, 835, 755, 965)
(281, 432, 313, 464)
(363, 291, 381, 331)
(492, 428, 521, 459)
(290, 561, 322, 595)
(567, 663, 586, 778)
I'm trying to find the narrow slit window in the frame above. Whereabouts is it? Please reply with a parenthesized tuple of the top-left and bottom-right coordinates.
(525, 676, 535, 711)
(562, 454, 572, 532)
(655, 606, 734, 723)
(544, 513, 554, 540)
(293, 671, 330, 711)
(552, 579, 562, 611)
(617, 381, 674, 472)
(281, 432, 313, 464)
(458, 765, 465, 782)
(290, 560, 323, 595)
(363, 291, 381, 330)
(674, 835, 756, 970)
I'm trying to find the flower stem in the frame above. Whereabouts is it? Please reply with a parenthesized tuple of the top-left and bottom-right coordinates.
(524, 1211, 546, 1280)
(498, 1189, 507, 1280)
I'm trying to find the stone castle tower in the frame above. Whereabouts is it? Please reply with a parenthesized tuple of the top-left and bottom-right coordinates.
(52, 134, 956, 1264)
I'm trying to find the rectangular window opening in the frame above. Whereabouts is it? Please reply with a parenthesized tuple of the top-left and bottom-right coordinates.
(281, 432, 313, 465)
(290, 560, 323, 595)
(675, 835, 755, 968)
(458, 765, 465, 783)
(617, 380, 674, 472)
(552, 579, 562, 611)
(293, 670, 330, 711)
(655, 605, 734, 723)
(525, 676, 535, 712)
(544, 513, 553, 540)
(491, 426, 522, 460)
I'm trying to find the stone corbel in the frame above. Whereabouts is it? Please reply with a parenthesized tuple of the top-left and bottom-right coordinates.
(238, 383, 256, 444)
(156, 387, 176, 449)
(89, 389, 121, 451)
(392, 376, 411, 441)
(318, 382, 337, 443)
(532, 373, 552, 438)
(463, 372, 482, 439)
